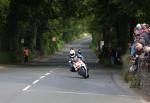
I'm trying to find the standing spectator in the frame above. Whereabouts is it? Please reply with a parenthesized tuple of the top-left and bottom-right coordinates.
(23, 47, 29, 63)
(108, 47, 115, 64)
(115, 47, 122, 64)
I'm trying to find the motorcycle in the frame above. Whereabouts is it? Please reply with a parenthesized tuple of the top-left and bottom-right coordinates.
(72, 57, 89, 78)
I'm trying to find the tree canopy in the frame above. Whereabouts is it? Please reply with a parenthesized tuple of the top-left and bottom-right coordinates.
(0, 0, 150, 62)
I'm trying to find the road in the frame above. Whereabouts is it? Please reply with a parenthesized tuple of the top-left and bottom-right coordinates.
(0, 36, 145, 103)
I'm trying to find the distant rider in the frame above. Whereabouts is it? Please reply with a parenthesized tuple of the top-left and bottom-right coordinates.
(77, 49, 85, 62)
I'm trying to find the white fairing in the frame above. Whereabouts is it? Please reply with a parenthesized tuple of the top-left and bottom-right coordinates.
(81, 62, 87, 70)
(73, 59, 86, 71)
(73, 58, 89, 78)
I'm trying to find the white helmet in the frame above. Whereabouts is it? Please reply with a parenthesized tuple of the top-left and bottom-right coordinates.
(70, 49, 75, 58)
(136, 24, 142, 30)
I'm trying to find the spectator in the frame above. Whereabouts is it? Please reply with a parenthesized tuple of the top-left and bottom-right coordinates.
(23, 47, 29, 63)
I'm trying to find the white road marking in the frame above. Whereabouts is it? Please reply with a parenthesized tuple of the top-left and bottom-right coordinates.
(40, 76, 45, 79)
(22, 85, 31, 91)
(32, 80, 39, 84)
(47, 90, 137, 98)
(22, 71, 53, 92)
(45, 73, 50, 76)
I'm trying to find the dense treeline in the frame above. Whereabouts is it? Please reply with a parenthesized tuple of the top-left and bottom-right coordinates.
(0, 0, 150, 63)
(0, 0, 90, 63)
(89, 0, 150, 53)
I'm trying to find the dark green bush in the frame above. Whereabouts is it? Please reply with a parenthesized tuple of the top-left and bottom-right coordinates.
(0, 51, 19, 64)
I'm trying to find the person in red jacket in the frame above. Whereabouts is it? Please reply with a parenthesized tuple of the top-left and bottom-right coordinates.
(23, 47, 29, 63)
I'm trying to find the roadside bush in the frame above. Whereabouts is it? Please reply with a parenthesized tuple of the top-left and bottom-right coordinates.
(122, 53, 141, 88)
(0, 51, 18, 64)
(129, 74, 141, 88)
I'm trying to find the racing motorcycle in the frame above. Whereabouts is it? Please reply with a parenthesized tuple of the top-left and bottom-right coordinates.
(72, 57, 89, 78)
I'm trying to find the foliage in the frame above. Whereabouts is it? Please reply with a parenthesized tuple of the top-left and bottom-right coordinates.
(0, 0, 9, 50)
(41, 32, 52, 55)
(0, 51, 19, 63)
(87, 0, 150, 54)
(1, 0, 150, 63)
(129, 74, 141, 88)
(122, 53, 141, 88)
(0, 0, 91, 63)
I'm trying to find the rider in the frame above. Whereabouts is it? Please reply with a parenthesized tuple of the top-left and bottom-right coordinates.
(69, 48, 77, 72)
(69, 48, 86, 72)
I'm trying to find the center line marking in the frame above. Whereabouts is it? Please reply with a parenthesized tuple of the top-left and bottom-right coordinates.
(22, 71, 53, 92)
(40, 76, 45, 79)
(45, 73, 50, 75)
(32, 80, 39, 84)
(22, 85, 31, 91)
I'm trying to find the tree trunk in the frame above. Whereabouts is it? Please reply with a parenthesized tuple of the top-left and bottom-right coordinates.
(32, 23, 38, 49)
(115, 15, 129, 53)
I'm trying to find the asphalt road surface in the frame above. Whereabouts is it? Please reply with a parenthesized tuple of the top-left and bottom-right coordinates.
(0, 36, 145, 103)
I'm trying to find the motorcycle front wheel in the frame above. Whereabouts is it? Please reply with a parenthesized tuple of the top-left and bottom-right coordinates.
(80, 67, 89, 79)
